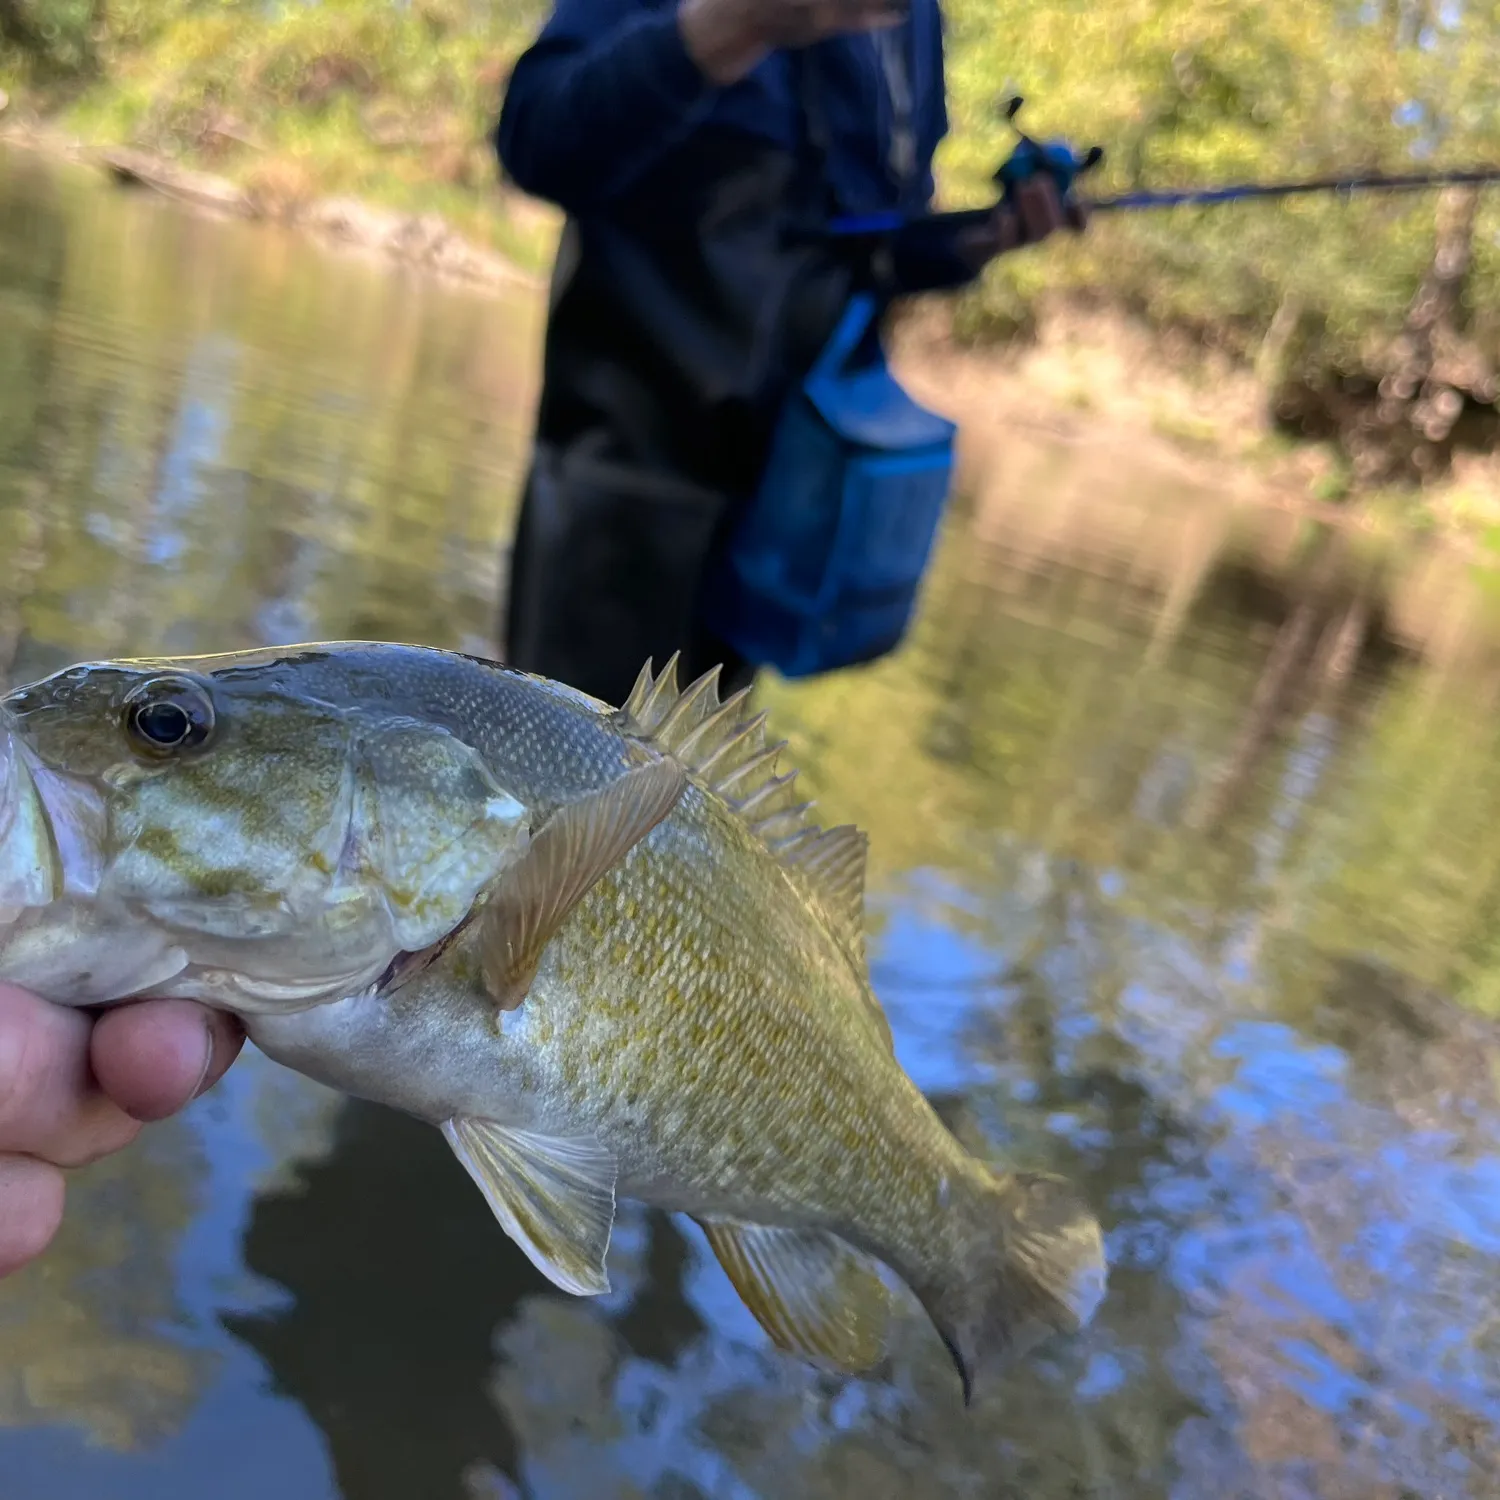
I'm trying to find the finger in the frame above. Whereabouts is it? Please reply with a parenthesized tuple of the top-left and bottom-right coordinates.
(953, 225, 1001, 268)
(831, 0, 907, 21)
(0, 984, 141, 1166)
(91, 1001, 243, 1124)
(0, 1153, 65, 1278)
(1015, 178, 1059, 243)
(990, 206, 1021, 255)
(809, 0, 905, 38)
(1066, 198, 1091, 233)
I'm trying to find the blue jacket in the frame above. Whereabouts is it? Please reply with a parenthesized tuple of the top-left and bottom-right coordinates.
(497, 0, 950, 219)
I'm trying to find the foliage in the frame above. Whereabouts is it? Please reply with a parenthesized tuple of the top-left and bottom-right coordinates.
(0, 0, 208, 83)
(1, 0, 555, 266)
(940, 0, 1500, 397)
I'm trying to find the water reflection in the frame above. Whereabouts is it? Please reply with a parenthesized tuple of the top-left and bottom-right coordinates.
(0, 1114, 211, 1452)
(223, 1103, 527, 1500)
(0, 142, 1499, 1499)
(0, 141, 538, 679)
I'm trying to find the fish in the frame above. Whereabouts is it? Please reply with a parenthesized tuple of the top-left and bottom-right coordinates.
(0, 641, 1106, 1400)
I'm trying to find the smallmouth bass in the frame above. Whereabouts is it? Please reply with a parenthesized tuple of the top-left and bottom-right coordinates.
(0, 642, 1105, 1399)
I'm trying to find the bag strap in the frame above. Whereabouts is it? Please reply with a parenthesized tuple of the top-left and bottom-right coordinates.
(809, 292, 879, 381)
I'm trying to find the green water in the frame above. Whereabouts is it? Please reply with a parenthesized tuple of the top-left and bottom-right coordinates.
(0, 142, 1497, 1500)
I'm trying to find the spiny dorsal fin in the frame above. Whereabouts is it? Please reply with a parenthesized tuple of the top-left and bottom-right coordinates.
(621, 653, 689, 736)
(618, 656, 806, 840)
(615, 657, 878, 1003)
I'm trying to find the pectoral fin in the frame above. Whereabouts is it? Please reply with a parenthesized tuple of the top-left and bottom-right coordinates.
(478, 757, 685, 1012)
(443, 1118, 618, 1295)
(694, 1218, 891, 1373)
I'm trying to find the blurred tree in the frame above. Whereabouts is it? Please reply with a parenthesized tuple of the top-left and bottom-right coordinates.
(942, 0, 1500, 481)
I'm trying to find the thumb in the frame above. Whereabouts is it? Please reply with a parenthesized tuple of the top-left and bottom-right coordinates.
(90, 1001, 244, 1122)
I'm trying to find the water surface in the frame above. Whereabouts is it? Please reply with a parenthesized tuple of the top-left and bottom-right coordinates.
(1, 143, 1498, 1500)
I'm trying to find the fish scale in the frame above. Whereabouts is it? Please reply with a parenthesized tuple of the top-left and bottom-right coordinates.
(0, 641, 1106, 1402)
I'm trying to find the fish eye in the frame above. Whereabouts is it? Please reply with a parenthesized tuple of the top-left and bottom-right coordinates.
(122, 676, 217, 757)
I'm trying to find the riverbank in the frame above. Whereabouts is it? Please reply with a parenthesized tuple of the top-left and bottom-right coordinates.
(892, 302, 1500, 558)
(0, 115, 552, 291)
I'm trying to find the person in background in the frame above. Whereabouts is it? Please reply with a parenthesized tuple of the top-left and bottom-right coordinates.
(496, 0, 1084, 708)
(0, 986, 241, 1278)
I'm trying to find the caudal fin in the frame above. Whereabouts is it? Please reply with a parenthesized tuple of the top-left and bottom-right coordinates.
(921, 1171, 1107, 1406)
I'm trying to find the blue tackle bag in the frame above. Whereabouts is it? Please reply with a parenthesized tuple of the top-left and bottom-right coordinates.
(701, 292, 956, 678)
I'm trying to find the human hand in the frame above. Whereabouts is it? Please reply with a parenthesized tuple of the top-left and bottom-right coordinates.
(954, 173, 1090, 271)
(679, 0, 910, 87)
(0, 984, 243, 1277)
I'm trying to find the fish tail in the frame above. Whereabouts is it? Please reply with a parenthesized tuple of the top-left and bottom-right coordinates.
(920, 1170, 1107, 1406)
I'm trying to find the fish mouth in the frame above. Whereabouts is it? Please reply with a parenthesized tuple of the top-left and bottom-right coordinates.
(0, 711, 182, 1005)
(0, 709, 105, 920)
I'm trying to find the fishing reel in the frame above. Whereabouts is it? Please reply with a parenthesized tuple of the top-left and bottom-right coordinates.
(992, 97, 1103, 210)
(820, 95, 1106, 242)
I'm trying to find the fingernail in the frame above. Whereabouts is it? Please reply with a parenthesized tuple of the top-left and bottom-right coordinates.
(190, 1018, 216, 1100)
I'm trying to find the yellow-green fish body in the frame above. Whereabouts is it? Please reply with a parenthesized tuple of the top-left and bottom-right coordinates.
(0, 643, 1105, 1398)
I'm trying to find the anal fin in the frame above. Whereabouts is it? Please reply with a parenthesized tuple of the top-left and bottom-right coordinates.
(478, 756, 685, 1012)
(443, 1118, 618, 1295)
(694, 1218, 891, 1374)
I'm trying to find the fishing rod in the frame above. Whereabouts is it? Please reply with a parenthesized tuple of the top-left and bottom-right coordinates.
(1092, 166, 1500, 212)
(825, 96, 1500, 240)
